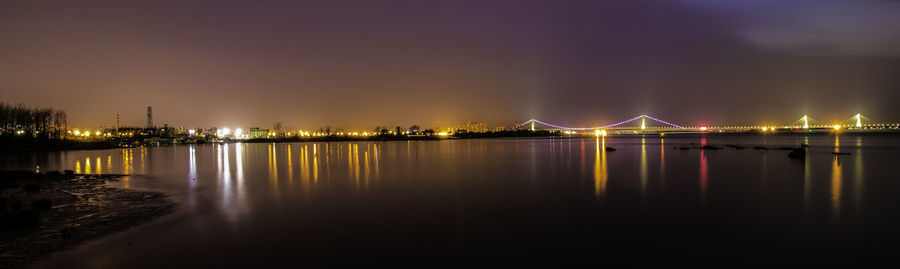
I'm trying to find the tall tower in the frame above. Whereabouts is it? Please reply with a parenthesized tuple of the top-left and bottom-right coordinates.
(116, 114, 120, 133)
(640, 115, 646, 130)
(147, 106, 153, 129)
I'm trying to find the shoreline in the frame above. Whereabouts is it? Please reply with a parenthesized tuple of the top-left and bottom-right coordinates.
(0, 171, 175, 269)
(3, 131, 899, 152)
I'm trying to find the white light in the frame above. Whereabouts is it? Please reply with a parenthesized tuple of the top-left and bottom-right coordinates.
(217, 128, 232, 138)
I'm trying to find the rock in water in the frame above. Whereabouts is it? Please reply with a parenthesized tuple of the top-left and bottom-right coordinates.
(788, 148, 806, 159)
(32, 199, 52, 210)
(605, 147, 617, 152)
(23, 183, 41, 192)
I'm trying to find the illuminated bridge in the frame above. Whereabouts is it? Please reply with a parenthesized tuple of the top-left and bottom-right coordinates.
(519, 114, 900, 134)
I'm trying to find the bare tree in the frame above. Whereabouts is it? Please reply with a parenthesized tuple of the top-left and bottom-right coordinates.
(0, 102, 8, 131)
(53, 111, 67, 138)
(0, 102, 59, 134)
(38, 108, 52, 133)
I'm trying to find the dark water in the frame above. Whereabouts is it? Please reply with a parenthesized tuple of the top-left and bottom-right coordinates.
(4, 135, 900, 267)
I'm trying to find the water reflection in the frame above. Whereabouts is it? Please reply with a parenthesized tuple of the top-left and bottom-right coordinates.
(187, 145, 197, 209)
(235, 143, 245, 214)
(364, 149, 370, 190)
(287, 144, 294, 186)
(831, 155, 842, 220)
(303, 145, 313, 193)
(802, 138, 812, 210)
(640, 138, 647, 197)
(700, 137, 708, 198)
(223, 144, 233, 208)
(325, 143, 331, 181)
(140, 147, 146, 174)
(189, 146, 197, 181)
(834, 135, 840, 153)
(268, 143, 279, 199)
(854, 137, 863, 209)
(236, 143, 244, 183)
(803, 145, 812, 212)
(831, 135, 844, 221)
(11, 135, 900, 264)
(353, 144, 361, 191)
(373, 143, 379, 177)
(594, 138, 608, 198)
(350, 144, 357, 191)
(296, 145, 304, 192)
(123, 148, 133, 175)
(660, 138, 665, 190)
(313, 144, 319, 184)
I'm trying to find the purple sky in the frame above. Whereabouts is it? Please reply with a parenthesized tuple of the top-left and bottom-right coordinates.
(1, 0, 899, 129)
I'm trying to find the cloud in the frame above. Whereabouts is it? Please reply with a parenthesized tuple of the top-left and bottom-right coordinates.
(681, 0, 900, 57)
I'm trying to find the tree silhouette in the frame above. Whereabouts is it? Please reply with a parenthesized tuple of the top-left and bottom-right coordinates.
(53, 111, 67, 138)
(273, 122, 283, 134)
(0, 101, 65, 137)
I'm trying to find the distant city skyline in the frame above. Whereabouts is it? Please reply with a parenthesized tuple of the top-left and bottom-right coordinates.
(2, 0, 899, 128)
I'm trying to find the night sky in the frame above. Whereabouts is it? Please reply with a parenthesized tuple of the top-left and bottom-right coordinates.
(2, 0, 899, 129)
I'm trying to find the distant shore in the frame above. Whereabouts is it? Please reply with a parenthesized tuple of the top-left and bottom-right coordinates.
(0, 136, 119, 152)
(3, 130, 899, 152)
(0, 171, 175, 268)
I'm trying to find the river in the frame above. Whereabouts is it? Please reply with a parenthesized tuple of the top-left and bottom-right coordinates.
(3, 134, 899, 267)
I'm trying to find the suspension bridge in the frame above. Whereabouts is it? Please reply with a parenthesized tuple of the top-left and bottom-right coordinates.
(519, 114, 900, 134)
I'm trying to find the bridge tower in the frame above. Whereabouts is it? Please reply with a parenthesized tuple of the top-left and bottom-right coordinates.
(147, 106, 153, 129)
(530, 121, 535, 131)
(855, 113, 862, 128)
(640, 115, 646, 130)
(802, 115, 809, 129)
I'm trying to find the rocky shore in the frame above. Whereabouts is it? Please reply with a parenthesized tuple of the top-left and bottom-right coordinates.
(0, 170, 175, 268)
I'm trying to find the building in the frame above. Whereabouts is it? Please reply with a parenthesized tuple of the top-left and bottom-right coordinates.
(248, 127, 269, 139)
(452, 121, 489, 133)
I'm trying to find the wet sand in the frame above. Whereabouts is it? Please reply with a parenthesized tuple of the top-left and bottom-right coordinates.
(0, 171, 174, 268)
